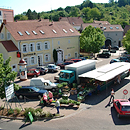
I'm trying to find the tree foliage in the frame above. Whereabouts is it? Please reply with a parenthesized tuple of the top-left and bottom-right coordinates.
(14, 1, 130, 28)
(0, 54, 21, 99)
(80, 25, 105, 56)
(122, 30, 130, 54)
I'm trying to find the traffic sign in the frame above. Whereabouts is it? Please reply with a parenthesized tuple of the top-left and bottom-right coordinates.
(123, 89, 128, 95)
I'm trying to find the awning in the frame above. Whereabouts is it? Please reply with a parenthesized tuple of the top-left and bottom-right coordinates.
(79, 62, 130, 82)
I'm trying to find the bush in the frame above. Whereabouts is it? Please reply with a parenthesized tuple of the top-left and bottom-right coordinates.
(24, 107, 35, 118)
(35, 108, 43, 113)
(15, 107, 21, 114)
(45, 112, 54, 118)
(8, 109, 14, 115)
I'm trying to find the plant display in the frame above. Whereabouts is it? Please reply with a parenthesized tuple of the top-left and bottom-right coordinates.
(15, 107, 21, 114)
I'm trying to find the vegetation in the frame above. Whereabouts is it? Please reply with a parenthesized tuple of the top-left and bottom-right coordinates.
(0, 53, 21, 99)
(122, 29, 130, 54)
(80, 25, 105, 57)
(14, 0, 130, 28)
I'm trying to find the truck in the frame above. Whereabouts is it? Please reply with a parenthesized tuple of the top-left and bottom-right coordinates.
(56, 60, 96, 84)
(30, 78, 57, 91)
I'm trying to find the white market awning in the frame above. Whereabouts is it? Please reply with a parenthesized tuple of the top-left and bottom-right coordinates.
(79, 62, 130, 82)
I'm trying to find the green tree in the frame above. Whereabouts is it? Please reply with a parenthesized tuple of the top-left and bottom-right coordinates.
(122, 29, 130, 53)
(80, 25, 105, 58)
(69, 7, 81, 17)
(0, 54, 21, 99)
(53, 49, 58, 64)
(26, 9, 34, 20)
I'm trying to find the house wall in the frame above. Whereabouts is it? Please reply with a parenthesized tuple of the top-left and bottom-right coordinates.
(104, 31, 123, 47)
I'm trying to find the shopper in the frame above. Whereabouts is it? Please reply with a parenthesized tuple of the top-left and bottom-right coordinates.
(105, 88, 115, 108)
(55, 99, 60, 114)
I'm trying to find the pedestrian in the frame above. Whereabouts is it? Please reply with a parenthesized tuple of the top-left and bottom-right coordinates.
(43, 93, 48, 106)
(97, 83, 100, 95)
(105, 88, 115, 108)
(55, 98, 60, 114)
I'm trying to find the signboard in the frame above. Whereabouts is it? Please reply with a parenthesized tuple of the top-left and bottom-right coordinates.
(123, 89, 128, 95)
(28, 112, 34, 123)
(5, 84, 14, 101)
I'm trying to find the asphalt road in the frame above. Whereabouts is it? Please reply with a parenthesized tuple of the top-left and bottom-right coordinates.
(1, 49, 130, 130)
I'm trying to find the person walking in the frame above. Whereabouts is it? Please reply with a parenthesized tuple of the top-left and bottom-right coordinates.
(55, 99, 60, 114)
(105, 88, 115, 108)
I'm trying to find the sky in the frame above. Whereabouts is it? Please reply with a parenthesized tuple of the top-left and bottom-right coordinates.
(1, 0, 109, 16)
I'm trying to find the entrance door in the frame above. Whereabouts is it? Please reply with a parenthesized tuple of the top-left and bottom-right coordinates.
(105, 39, 111, 48)
(37, 54, 43, 66)
(57, 50, 63, 63)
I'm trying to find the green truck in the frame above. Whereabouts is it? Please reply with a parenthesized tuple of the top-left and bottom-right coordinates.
(57, 60, 96, 84)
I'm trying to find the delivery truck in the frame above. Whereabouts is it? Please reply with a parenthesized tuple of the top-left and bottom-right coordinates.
(57, 60, 96, 84)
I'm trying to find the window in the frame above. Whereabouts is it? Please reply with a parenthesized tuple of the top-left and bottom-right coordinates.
(39, 30, 45, 34)
(0, 11, 2, 16)
(70, 29, 74, 33)
(68, 40, 70, 43)
(30, 56, 35, 64)
(63, 29, 67, 33)
(116, 27, 119, 29)
(25, 31, 30, 35)
(58, 41, 60, 45)
(36, 42, 41, 51)
(75, 52, 78, 58)
(1, 33, 4, 39)
(52, 29, 57, 34)
(24, 58, 28, 66)
(29, 43, 35, 52)
(110, 27, 113, 29)
(32, 31, 37, 35)
(68, 53, 71, 57)
(18, 31, 23, 36)
(7, 32, 11, 40)
(44, 54, 50, 62)
(44, 41, 50, 50)
(22, 44, 28, 53)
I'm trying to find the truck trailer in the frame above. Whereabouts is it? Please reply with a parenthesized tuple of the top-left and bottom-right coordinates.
(58, 60, 96, 84)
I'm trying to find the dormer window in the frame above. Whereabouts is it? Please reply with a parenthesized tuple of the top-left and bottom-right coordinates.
(63, 29, 67, 33)
(70, 29, 74, 33)
(52, 29, 57, 34)
(40, 30, 45, 34)
(17, 31, 23, 36)
(32, 31, 37, 35)
(110, 27, 113, 29)
(25, 31, 30, 35)
(116, 27, 119, 29)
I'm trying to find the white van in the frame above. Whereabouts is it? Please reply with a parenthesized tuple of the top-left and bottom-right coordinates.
(30, 78, 57, 91)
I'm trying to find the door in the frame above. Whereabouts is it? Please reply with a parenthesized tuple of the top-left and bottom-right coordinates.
(37, 54, 43, 66)
(57, 50, 63, 63)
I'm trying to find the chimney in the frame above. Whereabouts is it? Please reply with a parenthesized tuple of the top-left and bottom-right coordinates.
(3, 19, 6, 24)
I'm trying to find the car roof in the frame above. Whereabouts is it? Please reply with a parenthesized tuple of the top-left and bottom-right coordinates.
(116, 99, 130, 106)
(28, 68, 37, 71)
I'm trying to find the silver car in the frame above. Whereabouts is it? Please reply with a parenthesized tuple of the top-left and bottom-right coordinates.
(36, 66, 48, 75)
(47, 64, 60, 72)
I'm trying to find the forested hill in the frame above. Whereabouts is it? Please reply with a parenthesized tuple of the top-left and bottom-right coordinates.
(14, 0, 130, 28)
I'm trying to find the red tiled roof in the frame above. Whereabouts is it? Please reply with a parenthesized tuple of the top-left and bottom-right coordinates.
(93, 20, 110, 25)
(0, 40, 18, 52)
(60, 17, 83, 26)
(82, 23, 123, 32)
(5, 20, 80, 41)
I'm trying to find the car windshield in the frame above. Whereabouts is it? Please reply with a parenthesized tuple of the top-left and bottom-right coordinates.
(122, 106, 130, 111)
(32, 87, 40, 92)
(35, 70, 39, 73)
(48, 81, 53, 85)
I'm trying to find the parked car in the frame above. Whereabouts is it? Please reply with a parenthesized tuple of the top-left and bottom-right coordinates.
(111, 46, 119, 50)
(119, 57, 130, 62)
(110, 59, 121, 64)
(97, 50, 111, 58)
(71, 59, 82, 62)
(27, 68, 40, 77)
(36, 66, 48, 75)
(30, 78, 58, 91)
(47, 64, 60, 72)
(113, 99, 130, 118)
(57, 61, 74, 69)
(15, 86, 48, 99)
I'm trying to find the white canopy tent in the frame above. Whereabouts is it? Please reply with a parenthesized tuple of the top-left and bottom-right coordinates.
(79, 62, 130, 82)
